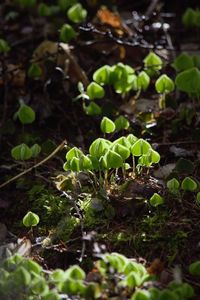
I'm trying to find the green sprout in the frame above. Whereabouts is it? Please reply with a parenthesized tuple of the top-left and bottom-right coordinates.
(167, 178, 180, 194)
(86, 82, 105, 100)
(93, 65, 112, 85)
(175, 67, 200, 101)
(114, 115, 130, 131)
(28, 63, 42, 78)
(0, 39, 10, 53)
(143, 51, 163, 77)
(11, 143, 32, 161)
(100, 117, 116, 134)
(182, 8, 200, 28)
(59, 24, 77, 42)
(189, 261, 200, 276)
(181, 177, 198, 192)
(155, 74, 174, 109)
(149, 193, 164, 207)
(67, 3, 87, 23)
(23, 211, 40, 227)
(16, 103, 36, 125)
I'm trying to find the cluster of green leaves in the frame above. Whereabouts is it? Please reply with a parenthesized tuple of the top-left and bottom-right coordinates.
(182, 8, 200, 28)
(0, 252, 195, 300)
(77, 52, 177, 114)
(11, 143, 41, 160)
(173, 53, 200, 99)
(167, 176, 200, 203)
(63, 118, 160, 188)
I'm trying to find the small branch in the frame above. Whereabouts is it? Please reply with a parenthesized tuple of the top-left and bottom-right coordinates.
(0, 140, 67, 189)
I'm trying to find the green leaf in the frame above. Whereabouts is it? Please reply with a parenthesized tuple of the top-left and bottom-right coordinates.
(21, 259, 42, 275)
(158, 290, 179, 300)
(125, 272, 142, 287)
(28, 63, 42, 78)
(131, 139, 151, 156)
(114, 116, 130, 131)
(31, 278, 49, 296)
(70, 157, 81, 172)
(38, 3, 52, 17)
(31, 144, 41, 158)
(17, 104, 36, 124)
(131, 289, 151, 300)
(67, 3, 87, 23)
(66, 265, 86, 280)
(51, 269, 66, 282)
(127, 134, 138, 145)
(143, 52, 163, 76)
(66, 147, 83, 161)
(137, 71, 150, 91)
(155, 74, 174, 94)
(175, 67, 200, 96)
(167, 178, 180, 193)
(112, 143, 130, 161)
(59, 24, 77, 42)
(182, 8, 197, 27)
(189, 261, 200, 276)
(0, 39, 10, 53)
(42, 291, 61, 300)
(149, 193, 164, 207)
(23, 211, 40, 227)
(14, 266, 31, 286)
(11, 143, 32, 160)
(89, 138, 111, 159)
(100, 117, 115, 133)
(93, 65, 111, 85)
(181, 177, 197, 191)
(196, 192, 200, 204)
(103, 150, 123, 169)
(79, 155, 93, 170)
(113, 136, 131, 149)
(84, 102, 102, 115)
(172, 53, 194, 72)
(86, 82, 105, 100)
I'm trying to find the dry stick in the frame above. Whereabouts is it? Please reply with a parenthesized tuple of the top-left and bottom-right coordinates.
(0, 140, 67, 189)
(146, 0, 160, 17)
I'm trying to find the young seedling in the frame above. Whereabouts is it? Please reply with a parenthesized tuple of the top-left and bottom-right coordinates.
(0, 39, 10, 53)
(172, 53, 194, 72)
(93, 65, 112, 85)
(59, 24, 77, 42)
(86, 82, 105, 100)
(23, 211, 40, 237)
(135, 71, 150, 98)
(100, 117, 116, 134)
(114, 116, 130, 131)
(189, 261, 200, 276)
(67, 3, 87, 23)
(182, 8, 200, 28)
(155, 74, 174, 109)
(175, 67, 200, 101)
(16, 102, 36, 125)
(196, 192, 200, 204)
(149, 193, 164, 207)
(143, 52, 163, 77)
(181, 177, 198, 192)
(11, 143, 32, 161)
(167, 178, 180, 194)
(109, 63, 137, 94)
(28, 63, 42, 78)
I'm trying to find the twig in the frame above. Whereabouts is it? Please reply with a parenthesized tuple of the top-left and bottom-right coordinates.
(146, 0, 160, 17)
(0, 140, 67, 189)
